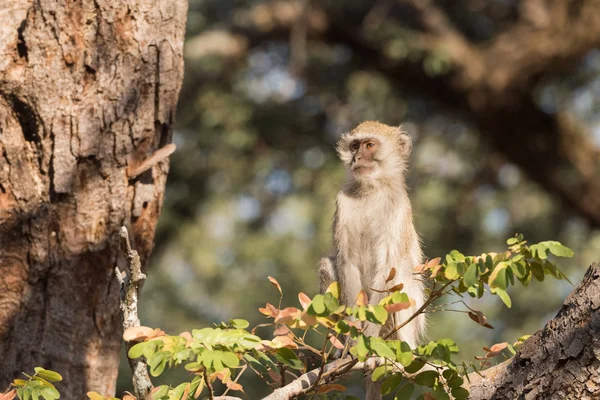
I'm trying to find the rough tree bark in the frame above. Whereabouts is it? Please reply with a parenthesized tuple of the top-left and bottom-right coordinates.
(467, 262, 600, 399)
(0, 0, 187, 398)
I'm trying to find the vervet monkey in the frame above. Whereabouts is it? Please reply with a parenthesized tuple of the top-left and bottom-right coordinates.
(319, 121, 425, 399)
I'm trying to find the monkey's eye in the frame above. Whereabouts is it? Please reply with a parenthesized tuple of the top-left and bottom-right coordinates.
(351, 144, 360, 151)
(366, 142, 375, 149)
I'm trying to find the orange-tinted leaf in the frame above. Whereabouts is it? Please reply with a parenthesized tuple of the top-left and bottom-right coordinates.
(489, 342, 508, 352)
(385, 268, 396, 283)
(274, 325, 290, 336)
(181, 383, 190, 400)
(268, 369, 282, 383)
(268, 276, 282, 296)
(300, 311, 318, 326)
(179, 331, 193, 343)
(413, 263, 427, 273)
(226, 381, 243, 392)
(317, 384, 346, 394)
(298, 292, 311, 310)
(468, 311, 493, 329)
(259, 303, 278, 318)
(123, 326, 155, 342)
(385, 302, 411, 313)
(328, 334, 345, 350)
(123, 394, 136, 400)
(275, 307, 301, 324)
(427, 257, 441, 268)
(388, 283, 404, 292)
(423, 392, 436, 400)
(272, 335, 298, 349)
(356, 290, 368, 306)
(430, 263, 443, 278)
(0, 389, 16, 400)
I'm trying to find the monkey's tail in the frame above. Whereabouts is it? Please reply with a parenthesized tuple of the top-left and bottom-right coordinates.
(364, 357, 383, 400)
(365, 378, 382, 400)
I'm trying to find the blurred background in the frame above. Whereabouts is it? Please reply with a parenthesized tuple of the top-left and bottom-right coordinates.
(120, 0, 600, 397)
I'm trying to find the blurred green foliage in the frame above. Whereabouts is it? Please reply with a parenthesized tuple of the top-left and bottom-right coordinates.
(117, 0, 600, 397)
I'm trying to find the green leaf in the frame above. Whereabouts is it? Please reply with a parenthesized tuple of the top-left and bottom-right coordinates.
(152, 385, 169, 399)
(128, 342, 148, 359)
(372, 365, 388, 382)
(255, 350, 278, 371)
(451, 387, 470, 399)
(354, 335, 370, 360)
(38, 386, 60, 400)
(275, 348, 303, 370)
(444, 263, 459, 280)
(507, 237, 518, 245)
(309, 294, 326, 315)
(394, 383, 415, 400)
(531, 262, 545, 282)
(447, 376, 464, 388)
(230, 319, 249, 329)
(243, 354, 268, 374)
(404, 359, 425, 374)
(334, 320, 350, 334)
(184, 362, 202, 371)
(541, 241, 574, 258)
(370, 340, 396, 360)
(323, 293, 339, 312)
(222, 352, 240, 368)
(381, 373, 404, 395)
(414, 370, 438, 387)
(490, 263, 508, 290)
(463, 264, 477, 287)
(495, 289, 512, 308)
(371, 305, 388, 324)
(34, 369, 62, 383)
(171, 383, 188, 400)
(149, 358, 166, 377)
(397, 342, 413, 367)
(213, 353, 226, 372)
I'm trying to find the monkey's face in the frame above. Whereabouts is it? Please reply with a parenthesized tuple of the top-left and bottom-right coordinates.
(348, 138, 381, 177)
(336, 121, 412, 185)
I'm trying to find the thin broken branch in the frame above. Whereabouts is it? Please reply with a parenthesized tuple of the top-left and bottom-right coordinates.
(117, 226, 153, 400)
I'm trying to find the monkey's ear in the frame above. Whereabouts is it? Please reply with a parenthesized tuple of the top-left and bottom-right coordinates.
(335, 133, 354, 164)
(398, 130, 413, 157)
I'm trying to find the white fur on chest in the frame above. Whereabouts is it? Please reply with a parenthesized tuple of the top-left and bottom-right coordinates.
(336, 189, 418, 288)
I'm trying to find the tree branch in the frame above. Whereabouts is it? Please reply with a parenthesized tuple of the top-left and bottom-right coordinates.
(116, 227, 153, 400)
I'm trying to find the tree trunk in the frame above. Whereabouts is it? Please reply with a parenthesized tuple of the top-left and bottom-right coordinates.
(0, 0, 187, 397)
(468, 262, 600, 399)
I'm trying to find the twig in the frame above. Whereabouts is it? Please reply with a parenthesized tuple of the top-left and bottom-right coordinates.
(127, 143, 176, 179)
(262, 356, 376, 400)
(384, 280, 454, 339)
(222, 365, 248, 397)
(204, 368, 215, 400)
(116, 226, 153, 399)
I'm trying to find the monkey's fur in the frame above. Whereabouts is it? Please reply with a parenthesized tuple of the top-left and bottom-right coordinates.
(319, 121, 425, 399)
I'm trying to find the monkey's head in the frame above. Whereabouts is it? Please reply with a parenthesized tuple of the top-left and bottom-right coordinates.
(336, 121, 412, 186)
